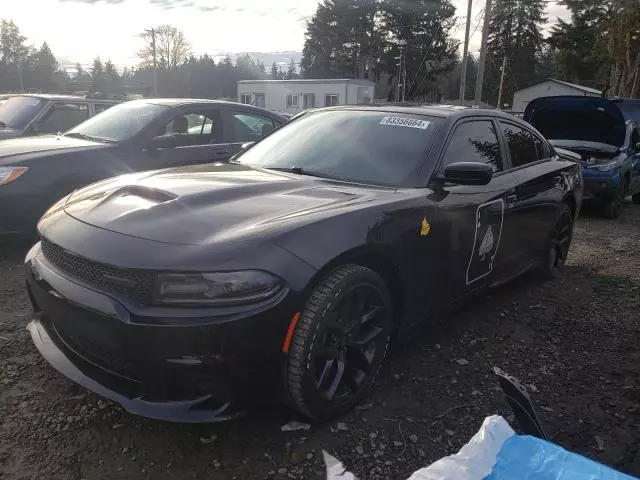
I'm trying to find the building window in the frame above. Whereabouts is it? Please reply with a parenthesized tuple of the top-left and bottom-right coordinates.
(325, 94, 339, 107)
(286, 94, 299, 107)
(240, 94, 251, 104)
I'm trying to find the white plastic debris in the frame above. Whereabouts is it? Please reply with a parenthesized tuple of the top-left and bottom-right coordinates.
(407, 415, 515, 480)
(281, 420, 311, 432)
(324, 450, 358, 480)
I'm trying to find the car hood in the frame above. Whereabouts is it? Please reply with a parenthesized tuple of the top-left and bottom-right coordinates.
(62, 163, 389, 245)
(524, 96, 626, 147)
(0, 134, 107, 164)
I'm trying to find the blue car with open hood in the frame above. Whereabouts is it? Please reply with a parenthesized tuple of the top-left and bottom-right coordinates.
(524, 96, 640, 218)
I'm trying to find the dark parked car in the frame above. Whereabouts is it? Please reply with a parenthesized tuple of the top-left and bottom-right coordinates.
(0, 99, 286, 236)
(26, 106, 582, 422)
(0, 94, 120, 139)
(524, 96, 640, 217)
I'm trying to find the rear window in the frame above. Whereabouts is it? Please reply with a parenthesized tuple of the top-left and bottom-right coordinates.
(239, 110, 441, 186)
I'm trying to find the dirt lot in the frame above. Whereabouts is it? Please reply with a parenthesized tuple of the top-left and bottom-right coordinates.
(1, 203, 640, 480)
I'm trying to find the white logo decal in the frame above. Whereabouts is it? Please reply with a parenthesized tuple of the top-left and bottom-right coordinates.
(379, 116, 430, 130)
(478, 225, 494, 260)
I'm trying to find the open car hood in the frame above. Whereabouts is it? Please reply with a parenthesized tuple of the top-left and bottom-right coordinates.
(524, 96, 626, 148)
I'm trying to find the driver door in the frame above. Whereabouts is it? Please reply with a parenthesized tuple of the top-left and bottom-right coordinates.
(142, 109, 229, 169)
(428, 118, 521, 303)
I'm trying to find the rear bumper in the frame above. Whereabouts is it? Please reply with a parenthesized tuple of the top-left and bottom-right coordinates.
(25, 242, 298, 422)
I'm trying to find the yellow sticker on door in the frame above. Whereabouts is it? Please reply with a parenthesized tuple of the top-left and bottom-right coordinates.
(421, 217, 431, 236)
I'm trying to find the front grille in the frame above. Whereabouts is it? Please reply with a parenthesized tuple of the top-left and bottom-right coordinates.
(41, 238, 154, 306)
(55, 322, 141, 380)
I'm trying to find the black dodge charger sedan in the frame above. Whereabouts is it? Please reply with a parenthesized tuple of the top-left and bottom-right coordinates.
(25, 106, 583, 421)
(0, 99, 286, 237)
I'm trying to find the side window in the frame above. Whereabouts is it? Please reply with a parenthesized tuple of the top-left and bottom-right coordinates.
(500, 122, 538, 167)
(533, 134, 551, 160)
(223, 112, 279, 142)
(93, 103, 114, 115)
(441, 120, 502, 172)
(160, 111, 219, 146)
(38, 103, 89, 134)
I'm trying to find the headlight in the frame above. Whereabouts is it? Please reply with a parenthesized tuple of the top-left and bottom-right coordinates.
(154, 271, 283, 306)
(596, 161, 619, 172)
(0, 166, 28, 186)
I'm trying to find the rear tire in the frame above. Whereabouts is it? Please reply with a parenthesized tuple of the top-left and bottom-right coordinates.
(286, 265, 393, 420)
(535, 204, 573, 280)
(633, 193, 640, 205)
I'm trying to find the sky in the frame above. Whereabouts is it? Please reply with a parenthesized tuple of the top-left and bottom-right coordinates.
(2, 0, 570, 70)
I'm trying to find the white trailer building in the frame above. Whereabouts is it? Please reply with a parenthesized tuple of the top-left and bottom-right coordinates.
(237, 79, 375, 115)
(512, 78, 601, 113)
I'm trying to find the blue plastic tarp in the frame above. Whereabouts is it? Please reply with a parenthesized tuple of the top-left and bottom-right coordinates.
(486, 435, 636, 480)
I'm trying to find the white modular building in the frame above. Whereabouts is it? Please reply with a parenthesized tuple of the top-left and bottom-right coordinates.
(512, 78, 601, 113)
(237, 79, 375, 115)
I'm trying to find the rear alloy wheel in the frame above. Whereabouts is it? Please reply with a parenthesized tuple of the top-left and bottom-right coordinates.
(602, 181, 626, 219)
(286, 265, 393, 420)
(537, 204, 573, 280)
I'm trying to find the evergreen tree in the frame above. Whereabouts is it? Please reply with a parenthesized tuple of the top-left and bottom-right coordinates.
(104, 60, 123, 95)
(91, 57, 106, 93)
(379, 0, 457, 101)
(301, 0, 377, 79)
(285, 59, 298, 80)
(484, 0, 546, 107)
(270, 61, 279, 80)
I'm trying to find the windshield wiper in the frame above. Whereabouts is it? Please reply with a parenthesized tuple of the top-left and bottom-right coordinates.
(64, 132, 113, 143)
(267, 166, 342, 181)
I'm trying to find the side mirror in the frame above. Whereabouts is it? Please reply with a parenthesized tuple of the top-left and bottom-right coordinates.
(443, 162, 493, 186)
(150, 134, 178, 149)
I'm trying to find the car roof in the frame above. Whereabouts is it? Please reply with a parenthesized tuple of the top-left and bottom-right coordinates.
(14, 93, 120, 102)
(142, 98, 288, 119)
(321, 104, 517, 121)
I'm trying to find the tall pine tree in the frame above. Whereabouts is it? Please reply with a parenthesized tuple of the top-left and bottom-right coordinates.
(485, 0, 546, 107)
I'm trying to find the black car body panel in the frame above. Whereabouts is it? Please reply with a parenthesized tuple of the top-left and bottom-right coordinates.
(25, 106, 583, 421)
(524, 96, 640, 204)
(0, 100, 287, 236)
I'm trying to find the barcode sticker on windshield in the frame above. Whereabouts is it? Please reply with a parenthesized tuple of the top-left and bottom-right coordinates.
(379, 117, 430, 130)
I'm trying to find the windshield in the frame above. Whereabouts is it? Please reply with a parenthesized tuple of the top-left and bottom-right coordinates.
(0, 96, 46, 130)
(65, 100, 169, 142)
(239, 110, 440, 186)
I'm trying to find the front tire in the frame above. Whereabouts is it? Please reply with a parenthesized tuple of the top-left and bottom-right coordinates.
(535, 204, 573, 280)
(602, 181, 626, 219)
(286, 265, 393, 420)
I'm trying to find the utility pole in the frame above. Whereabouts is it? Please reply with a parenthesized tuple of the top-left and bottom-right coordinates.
(458, 0, 473, 105)
(145, 28, 158, 97)
(474, 0, 492, 106)
(402, 50, 407, 102)
(497, 56, 507, 110)
(17, 60, 24, 92)
(395, 46, 403, 102)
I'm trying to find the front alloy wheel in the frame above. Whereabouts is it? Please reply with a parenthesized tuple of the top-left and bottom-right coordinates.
(286, 265, 392, 420)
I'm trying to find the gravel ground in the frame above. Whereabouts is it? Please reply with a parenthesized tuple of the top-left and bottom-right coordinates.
(1, 202, 640, 480)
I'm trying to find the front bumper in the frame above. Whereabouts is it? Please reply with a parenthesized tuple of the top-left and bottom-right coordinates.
(25, 242, 298, 422)
(582, 168, 621, 202)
